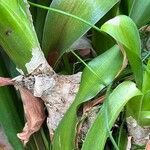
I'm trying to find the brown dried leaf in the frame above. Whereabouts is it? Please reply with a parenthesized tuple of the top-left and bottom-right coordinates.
(83, 95, 104, 114)
(17, 88, 45, 145)
(47, 50, 59, 67)
(76, 96, 105, 148)
(0, 77, 14, 86)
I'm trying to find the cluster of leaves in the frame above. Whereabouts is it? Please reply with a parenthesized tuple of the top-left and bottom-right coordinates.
(0, 0, 150, 150)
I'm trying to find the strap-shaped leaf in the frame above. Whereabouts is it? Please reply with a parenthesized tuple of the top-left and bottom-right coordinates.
(34, 0, 51, 43)
(82, 81, 142, 150)
(0, 0, 40, 74)
(127, 60, 150, 126)
(42, 0, 119, 56)
(120, 0, 150, 28)
(101, 15, 143, 88)
(52, 45, 123, 150)
(143, 60, 150, 93)
(129, 0, 150, 28)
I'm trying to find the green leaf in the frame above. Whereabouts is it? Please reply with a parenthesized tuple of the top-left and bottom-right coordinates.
(0, 50, 19, 77)
(42, 0, 119, 56)
(34, 0, 51, 43)
(126, 93, 150, 126)
(129, 0, 150, 28)
(0, 0, 40, 73)
(117, 126, 128, 150)
(74, 45, 123, 102)
(28, 0, 38, 25)
(52, 45, 123, 150)
(127, 60, 150, 126)
(92, 4, 117, 54)
(0, 57, 24, 149)
(119, 0, 134, 16)
(82, 81, 142, 150)
(119, 0, 150, 28)
(101, 15, 143, 88)
(142, 60, 150, 93)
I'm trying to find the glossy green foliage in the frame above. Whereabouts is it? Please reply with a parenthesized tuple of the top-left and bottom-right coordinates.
(75, 45, 123, 102)
(0, 0, 150, 149)
(82, 81, 142, 150)
(0, 0, 39, 73)
(92, 5, 117, 54)
(120, 0, 150, 28)
(34, 0, 51, 43)
(117, 125, 128, 150)
(101, 15, 143, 88)
(52, 45, 123, 150)
(129, 0, 150, 28)
(127, 60, 150, 126)
(42, 0, 119, 56)
(143, 61, 150, 93)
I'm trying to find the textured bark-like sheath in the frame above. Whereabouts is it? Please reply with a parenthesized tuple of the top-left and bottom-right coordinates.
(14, 64, 82, 142)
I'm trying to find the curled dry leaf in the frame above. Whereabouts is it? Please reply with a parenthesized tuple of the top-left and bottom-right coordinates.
(13, 71, 82, 139)
(16, 88, 45, 145)
(0, 76, 46, 145)
(115, 43, 128, 78)
(71, 35, 96, 58)
(71, 36, 92, 50)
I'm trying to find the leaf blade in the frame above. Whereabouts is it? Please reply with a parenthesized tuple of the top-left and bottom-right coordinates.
(52, 45, 123, 150)
(129, 0, 150, 28)
(0, 0, 40, 74)
(42, 0, 119, 56)
(101, 15, 143, 88)
(82, 81, 142, 150)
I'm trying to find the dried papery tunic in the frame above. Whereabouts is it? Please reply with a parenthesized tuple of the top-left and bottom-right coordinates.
(14, 67, 82, 141)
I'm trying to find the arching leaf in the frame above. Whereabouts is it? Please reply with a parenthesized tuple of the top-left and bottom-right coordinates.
(42, 0, 119, 56)
(52, 45, 123, 150)
(82, 81, 142, 150)
(101, 15, 143, 88)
